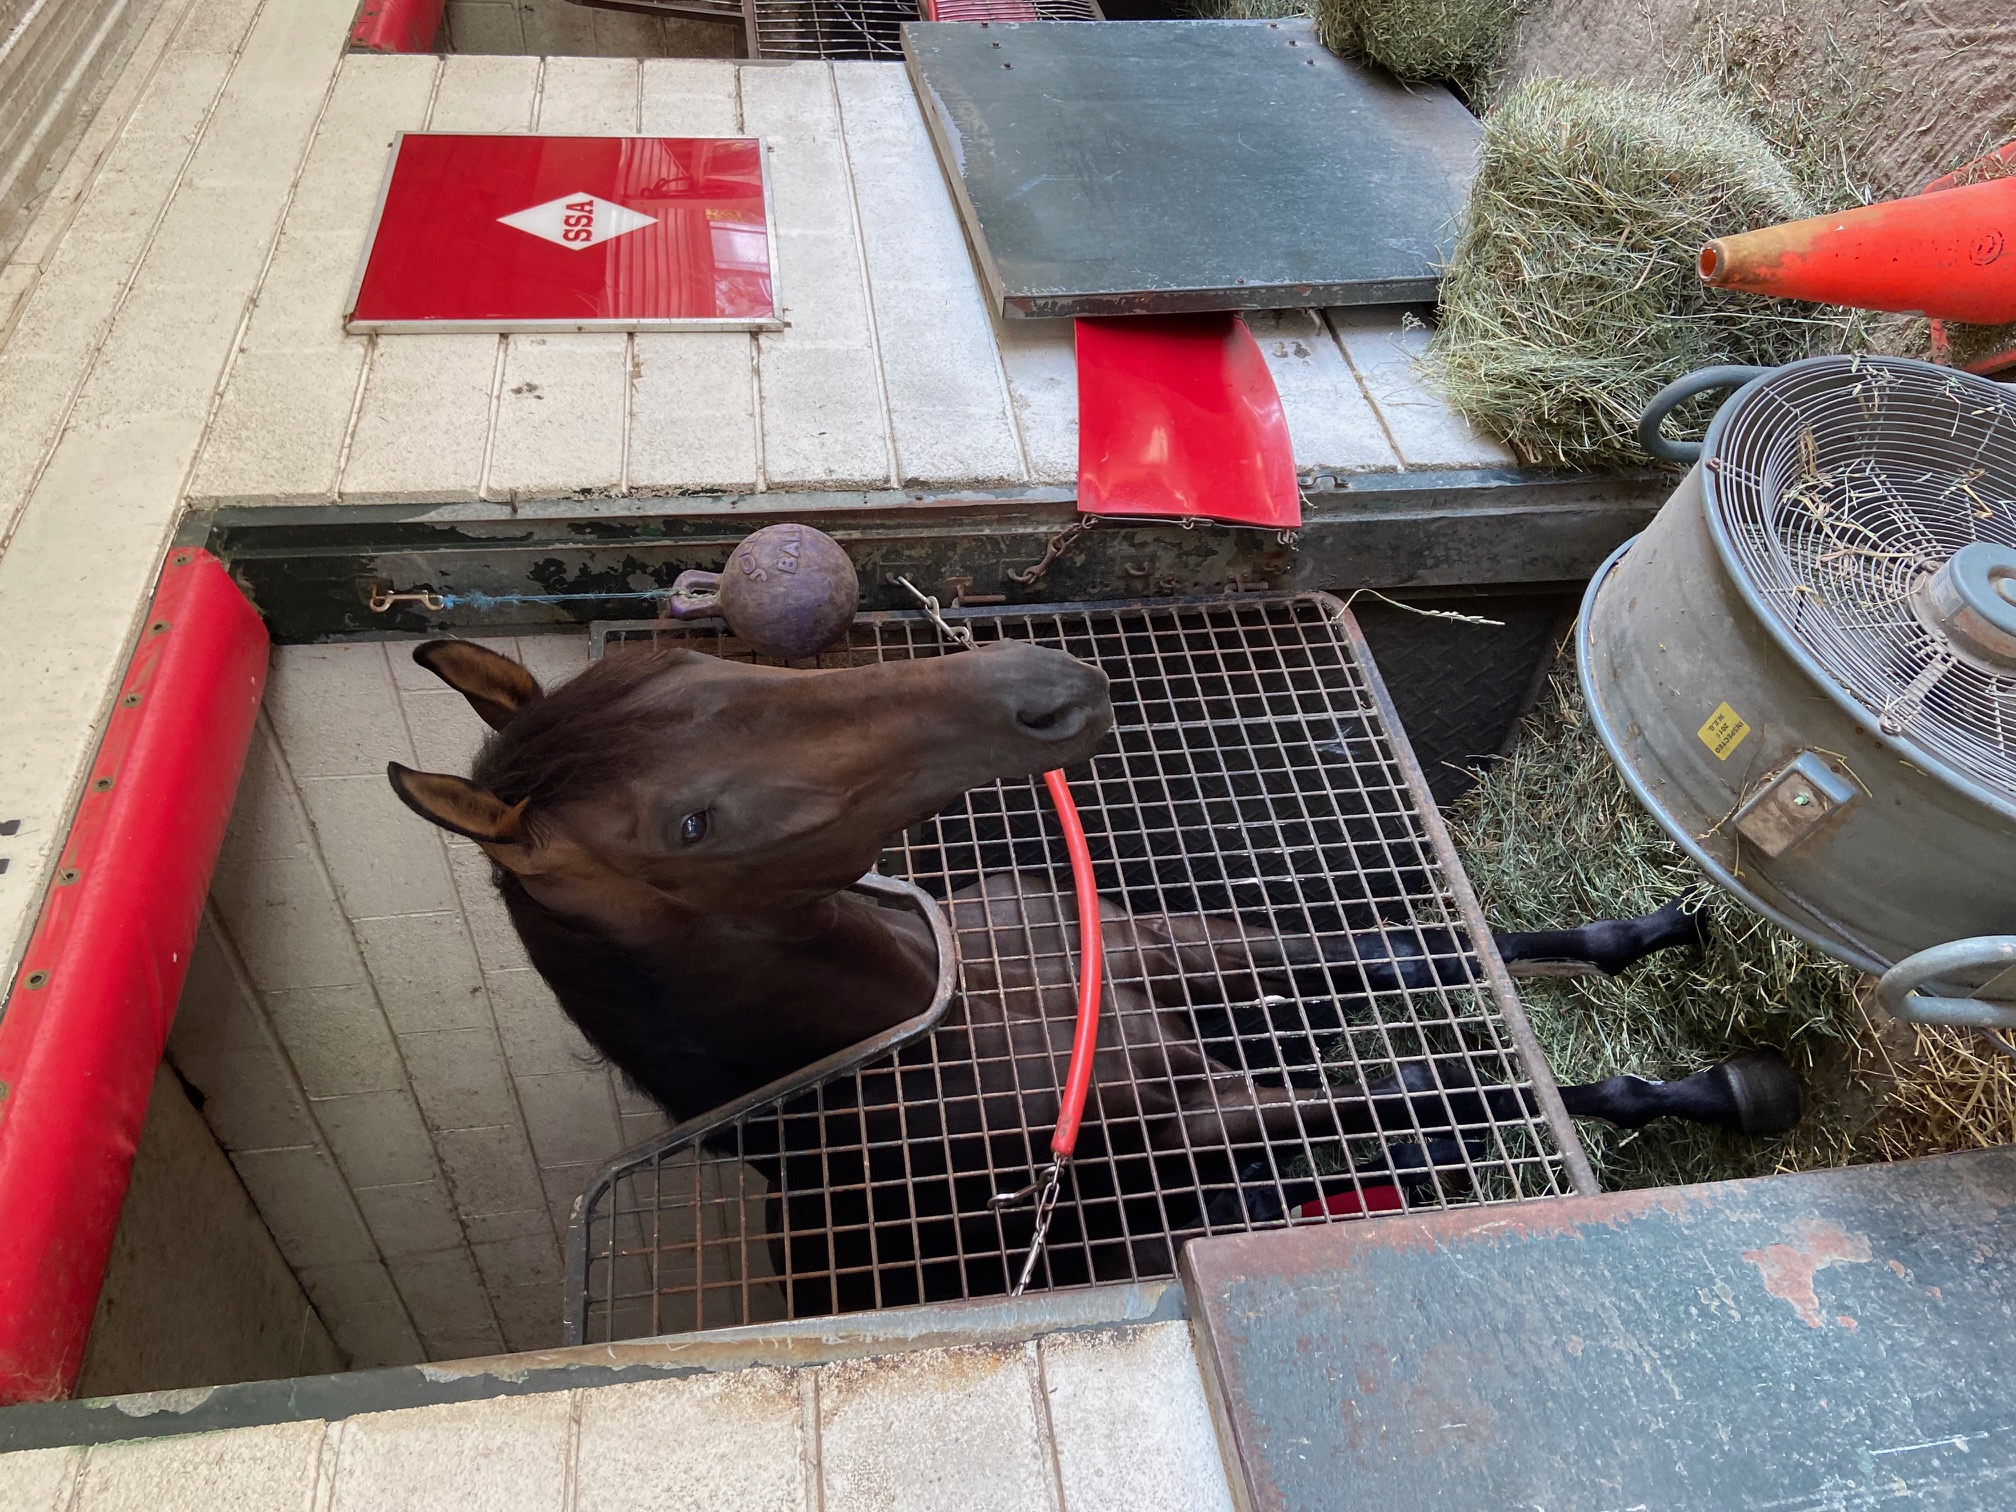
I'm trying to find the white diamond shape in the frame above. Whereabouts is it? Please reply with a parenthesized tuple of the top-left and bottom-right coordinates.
(497, 192, 656, 251)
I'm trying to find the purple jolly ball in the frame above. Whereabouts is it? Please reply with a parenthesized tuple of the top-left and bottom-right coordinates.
(716, 523, 860, 660)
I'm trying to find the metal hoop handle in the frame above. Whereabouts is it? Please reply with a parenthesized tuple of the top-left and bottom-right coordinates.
(1878, 935, 2016, 1030)
(1637, 365, 1774, 465)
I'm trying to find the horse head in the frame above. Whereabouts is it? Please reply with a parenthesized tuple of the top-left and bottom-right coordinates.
(387, 636, 1114, 939)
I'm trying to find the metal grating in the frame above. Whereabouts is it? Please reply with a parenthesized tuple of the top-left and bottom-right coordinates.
(747, 1, 1098, 61)
(1709, 355, 2016, 800)
(566, 595, 1580, 1344)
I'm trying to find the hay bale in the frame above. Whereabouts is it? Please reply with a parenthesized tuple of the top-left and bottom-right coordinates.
(1184, 0, 1308, 18)
(1451, 652, 2016, 1188)
(1312, 0, 1517, 97)
(1184, 0, 1511, 96)
(1424, 78, 1846, 469)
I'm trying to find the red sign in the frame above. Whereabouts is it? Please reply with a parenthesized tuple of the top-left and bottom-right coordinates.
(347, 134, 777, 332)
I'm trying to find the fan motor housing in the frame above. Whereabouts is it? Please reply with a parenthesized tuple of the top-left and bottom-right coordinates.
(1580, 356, 2016, 976)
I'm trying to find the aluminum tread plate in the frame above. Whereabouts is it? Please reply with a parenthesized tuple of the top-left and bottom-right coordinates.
(902, 19, 1481, 318)
(1184, 1146, 2016, 1512)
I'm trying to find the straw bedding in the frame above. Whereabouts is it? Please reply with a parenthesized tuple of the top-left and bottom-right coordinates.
(1451, 658, 2016, 1189)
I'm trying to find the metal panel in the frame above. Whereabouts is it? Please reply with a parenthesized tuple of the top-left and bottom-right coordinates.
(1186, 1146, 2016, 1512)
(1353, 590, 1574, 807)
(903, 20, 1481, 318)
(345, 134, 784, 334)
(565, 596, 1583, 1345)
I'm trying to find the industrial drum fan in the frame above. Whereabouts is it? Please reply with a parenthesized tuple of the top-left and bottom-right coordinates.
(1581, 355, 2016, 1044)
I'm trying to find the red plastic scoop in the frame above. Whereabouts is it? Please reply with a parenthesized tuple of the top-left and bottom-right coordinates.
(1075, 313, 1301, 531)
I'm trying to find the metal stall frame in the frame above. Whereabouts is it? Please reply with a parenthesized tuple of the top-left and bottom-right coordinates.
(562, 593, 1594, 1347)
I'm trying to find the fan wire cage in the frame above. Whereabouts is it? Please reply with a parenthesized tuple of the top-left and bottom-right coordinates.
(1710, 356, 2016, 800)
(565, 594, 1584, 1344)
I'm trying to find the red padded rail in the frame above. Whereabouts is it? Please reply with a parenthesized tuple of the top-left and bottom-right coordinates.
(350, 0, 445, 53)
(0, 550, 267, 1402)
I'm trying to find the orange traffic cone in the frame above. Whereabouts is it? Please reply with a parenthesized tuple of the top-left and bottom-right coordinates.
(1698, 176, 2016, 324)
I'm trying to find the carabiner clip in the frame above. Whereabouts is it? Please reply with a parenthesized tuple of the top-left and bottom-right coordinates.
(991, 1159, 1065, 1297)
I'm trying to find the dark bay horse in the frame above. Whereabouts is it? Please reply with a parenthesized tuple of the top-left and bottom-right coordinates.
(389, 638, 1797, 1298)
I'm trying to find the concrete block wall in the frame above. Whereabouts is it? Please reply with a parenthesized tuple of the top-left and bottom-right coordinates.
(169, 629, 671, 1369)
(78, 1065, 345, 1396)
(0, 0, 160, 263)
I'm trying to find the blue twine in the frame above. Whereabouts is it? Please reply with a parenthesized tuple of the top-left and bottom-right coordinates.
(436, 588, 680, 610)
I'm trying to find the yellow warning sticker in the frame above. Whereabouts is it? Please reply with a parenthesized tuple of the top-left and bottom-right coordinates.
(1697, 702, 1751, 760)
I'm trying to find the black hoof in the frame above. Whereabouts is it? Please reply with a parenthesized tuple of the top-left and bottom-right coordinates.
(1712, 1049, 1805, 1136)
(1658, 896, 1712, 953)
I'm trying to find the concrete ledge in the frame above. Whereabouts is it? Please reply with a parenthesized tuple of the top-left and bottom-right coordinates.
(0, 1280, 1182, 1451)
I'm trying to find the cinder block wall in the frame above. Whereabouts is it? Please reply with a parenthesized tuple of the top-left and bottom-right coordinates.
(79, 1065, 343, 1396)
(166, 632, 671, 1369)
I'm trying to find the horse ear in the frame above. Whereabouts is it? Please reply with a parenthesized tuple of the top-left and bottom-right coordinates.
(387, 763, 535, 869)
(412, 640, 543, 731)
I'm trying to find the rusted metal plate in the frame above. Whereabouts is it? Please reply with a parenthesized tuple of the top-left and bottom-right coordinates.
(206, 470, 1665, 644)
(1184, 1148, 2016, 1511)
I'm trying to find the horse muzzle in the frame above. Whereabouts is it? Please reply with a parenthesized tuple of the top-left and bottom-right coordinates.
(967, 640, 1114, 770)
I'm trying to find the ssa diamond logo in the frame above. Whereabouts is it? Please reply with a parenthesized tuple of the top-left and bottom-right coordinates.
(497, 192, 656, 251)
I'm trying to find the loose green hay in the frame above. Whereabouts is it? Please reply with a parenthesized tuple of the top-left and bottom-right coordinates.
(1424, 78, 1853, 470)
(1449, 654, 2016, 1190)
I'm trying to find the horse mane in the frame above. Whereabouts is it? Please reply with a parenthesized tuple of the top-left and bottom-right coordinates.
(471, 647, 697, 822)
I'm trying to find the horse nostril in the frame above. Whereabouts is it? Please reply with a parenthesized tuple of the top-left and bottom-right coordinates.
(1015, 697, 1094, 740)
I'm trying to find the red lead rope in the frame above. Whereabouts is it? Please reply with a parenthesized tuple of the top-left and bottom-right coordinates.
(895, 577, 1104, 1292)
(990, 768, 1104, 1293)
(1042, 767, 1103, 1160)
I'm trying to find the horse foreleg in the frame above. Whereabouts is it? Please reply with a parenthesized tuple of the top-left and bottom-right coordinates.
(1159, 1063, 1526, 1150)
(1160, 1079, 1370, 1151)
(1377, 1051, 1804, 1138)
(1496, 897, 1707, 978)
(1124, 897, 1706, 1006)
(1163, 1049, 1804, 1159)
(1117, 912, 1467, 1001)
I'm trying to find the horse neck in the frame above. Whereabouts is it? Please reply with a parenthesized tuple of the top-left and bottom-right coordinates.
(657, 890, 940, 1053)
(500, 876, 938, 1112)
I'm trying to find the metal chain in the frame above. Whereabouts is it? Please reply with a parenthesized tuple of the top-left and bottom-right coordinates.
(1006, 516, 1101, 588)
(894, 575, 978, 649)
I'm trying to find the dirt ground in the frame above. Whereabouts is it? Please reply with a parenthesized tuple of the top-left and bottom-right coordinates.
(1506, 0, 2016, 199)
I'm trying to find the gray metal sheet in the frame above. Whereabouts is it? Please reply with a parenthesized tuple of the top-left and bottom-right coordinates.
(1185, 1147, 2016, 1512)
(902, 19, 1480, 318)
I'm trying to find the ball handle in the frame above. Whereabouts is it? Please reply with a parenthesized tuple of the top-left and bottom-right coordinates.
(663, 569, 725, 622)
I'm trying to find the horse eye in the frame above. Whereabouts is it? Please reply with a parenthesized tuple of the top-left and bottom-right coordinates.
(678, 810, 710, 845)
